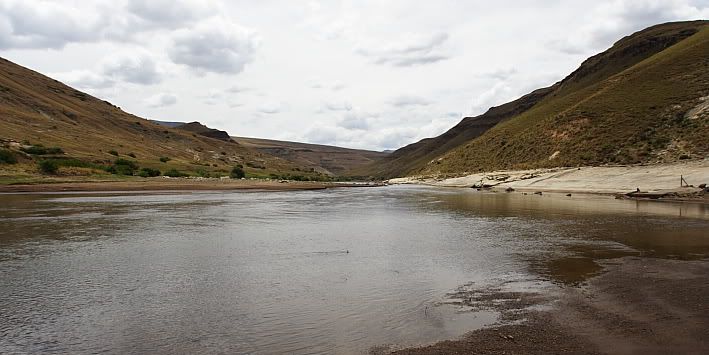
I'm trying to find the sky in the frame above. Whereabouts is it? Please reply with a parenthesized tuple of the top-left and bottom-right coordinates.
(1, 1, 708, 151)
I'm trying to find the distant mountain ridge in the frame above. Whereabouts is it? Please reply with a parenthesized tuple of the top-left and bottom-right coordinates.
(234, 136, 389, 176)
(357, 20, 709, 178)
(152, 120, 388, 175)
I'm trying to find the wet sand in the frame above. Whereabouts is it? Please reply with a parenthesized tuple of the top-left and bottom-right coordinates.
(0, 178, 381, 193)
(387, 257, 709, 355)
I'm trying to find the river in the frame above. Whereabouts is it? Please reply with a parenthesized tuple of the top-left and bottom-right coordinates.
(1, 186, 708, 354)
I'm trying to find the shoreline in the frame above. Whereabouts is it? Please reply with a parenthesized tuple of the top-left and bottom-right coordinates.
(386, 256, 709, 354)
(389, 161, 709, 203)
(0, 178, 383, 193)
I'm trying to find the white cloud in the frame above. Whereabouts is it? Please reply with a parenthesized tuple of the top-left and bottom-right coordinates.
(125, 0, 217, 27)
(144, 92, 177, 108)
(258, 102, 285, 114)
(321, 101, 353, 112)
(0, 0, 102, 49)
(53, 70, 115, 90)
(388, 95, 432, 108)
(100, 50, 163, 85)
(356, 32, 450, 67)
(168, 18, 259, 75)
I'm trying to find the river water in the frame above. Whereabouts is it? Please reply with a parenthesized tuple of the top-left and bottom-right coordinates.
(1, 186, 708, 354)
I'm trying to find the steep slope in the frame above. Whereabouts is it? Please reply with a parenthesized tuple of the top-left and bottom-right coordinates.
(0, 57, 303, 177)
(359, 20, 707, 179)
(234, 136, 388, 176)
(426, 21, 709, 175)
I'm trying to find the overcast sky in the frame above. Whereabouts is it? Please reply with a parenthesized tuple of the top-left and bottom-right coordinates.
(1, 1, 707, 151)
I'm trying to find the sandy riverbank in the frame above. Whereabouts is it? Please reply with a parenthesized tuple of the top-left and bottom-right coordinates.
(389, 161, 709, 200)
(0, 178, 382, 193)
(386, 256, 709, 355)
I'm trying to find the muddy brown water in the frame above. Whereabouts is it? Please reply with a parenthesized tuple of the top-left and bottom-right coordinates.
(1, 186, 708, 354)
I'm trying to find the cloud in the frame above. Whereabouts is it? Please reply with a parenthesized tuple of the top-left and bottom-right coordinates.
(356, 32, 450, 67)
(338, 111, 371, 130)
(53, 70, 115, 90)
(309, 80, 347, 91)
(168, 18, 259, 75)
(388, 95, 432, 108)
(144, 93, 177, 108)
(477, 68, 518, 81)
(321, 101, 353, 112)
(100, 50, 163, 85)
(124, 0, 216, 27)
(0, 0, 103, 49)
(225, 85, 250, 93)
(199, 90, 223, 106)
(258, 102, 284, 114)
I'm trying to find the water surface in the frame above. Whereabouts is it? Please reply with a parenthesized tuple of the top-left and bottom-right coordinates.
(1, 186, 707, 354)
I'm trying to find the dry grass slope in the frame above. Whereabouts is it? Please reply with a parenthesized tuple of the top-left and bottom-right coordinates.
(0, 57, 308, 178)
(426, 23, 709, 175)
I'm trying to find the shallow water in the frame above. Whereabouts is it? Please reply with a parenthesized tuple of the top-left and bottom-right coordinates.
(1, 186, 708, 354)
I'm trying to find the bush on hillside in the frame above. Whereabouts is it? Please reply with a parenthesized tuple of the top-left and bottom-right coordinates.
(159, 156, 171, 163)
(21, 144, 64, 155)
(108, 150, 119, 156)
(196, 169, 212, 178)
(106, 158, 139, 175)
(38, 160, 58, 174)
(138, 167, 161, 177)
(164, 169, 188, 177)
(0, 149, 17, 164)
(230, 165, 245, 179)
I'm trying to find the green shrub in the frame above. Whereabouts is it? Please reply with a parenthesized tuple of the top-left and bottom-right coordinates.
(127, 152, 137, 158)
(0, 149, 17, 164)
(38, 160, 58, 174)
(21, 145, 64, 155)
(230, 165, 245, 179)
(138, 167, 161, 177)
(107, 158, 139, 175)
(159, 156, 170, 163)
(108, 150, 119, 156)
(196, 169, 212, 178)
(164, 168, 188, 177)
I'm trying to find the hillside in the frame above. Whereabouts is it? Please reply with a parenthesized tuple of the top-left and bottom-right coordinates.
(426, 21, 709, 175)
(359, 20, 708, 178)
(233, 136, 388, 176)
(0, 57, 313, 180)
(173, 122, 232, 141)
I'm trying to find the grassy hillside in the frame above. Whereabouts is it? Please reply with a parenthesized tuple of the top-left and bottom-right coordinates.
(358, 20, 708, 179)
(424, 22, 709, 175)
(234, 136, 388, 176)
(0, 57, 316, 180)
